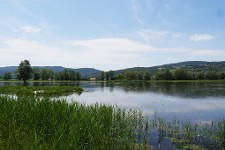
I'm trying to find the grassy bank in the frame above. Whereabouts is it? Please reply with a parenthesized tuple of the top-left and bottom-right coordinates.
(0, 96, 149, 149)
(0, 85, 83, 96)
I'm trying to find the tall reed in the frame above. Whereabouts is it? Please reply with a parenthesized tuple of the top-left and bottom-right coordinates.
(0, 96, 150, 149)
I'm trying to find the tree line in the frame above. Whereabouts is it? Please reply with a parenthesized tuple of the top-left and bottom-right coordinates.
(152, 68, 225, 80)
(2, 60, 225, 82)
(100, 70, 151, 81)
(33, 68, 80, 81)
(99, 68, 225, 81)
(1, 60, 80, 83)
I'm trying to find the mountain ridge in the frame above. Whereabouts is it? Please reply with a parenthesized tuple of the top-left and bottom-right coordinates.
(1, 61, 225, 78)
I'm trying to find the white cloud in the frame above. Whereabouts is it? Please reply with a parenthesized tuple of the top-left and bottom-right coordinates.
(67, 38, 153, 53)
(20, 26, 41, 33)
(0, 38, 154, 70)
(189, 34, 215, 42)
(1, 37, 224, 70)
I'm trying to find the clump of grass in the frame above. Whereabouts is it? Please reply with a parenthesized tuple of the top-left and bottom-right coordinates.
(0, 85, 83, 97)
(151, 115, 225, 149)
(0, 96, 150, 149)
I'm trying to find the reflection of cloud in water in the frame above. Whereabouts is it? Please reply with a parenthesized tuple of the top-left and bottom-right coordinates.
(191, 102, 225, 111)
(58, 81, 225, 123)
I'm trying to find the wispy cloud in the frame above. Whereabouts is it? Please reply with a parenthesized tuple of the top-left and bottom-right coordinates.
(0, 38, 153, 70)
(1, 37, 224, 70)
(189, 34, 215, 42)
(20, 26, 41, 33)
(67, 38, 153, 53)
(131, 0, 145, 25)
(137, 28, 182, 41)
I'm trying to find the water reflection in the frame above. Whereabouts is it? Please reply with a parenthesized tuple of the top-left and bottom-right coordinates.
(1, 81, 225, 99)
(110, 82, 225, 99)
(0, 81, 225, 123)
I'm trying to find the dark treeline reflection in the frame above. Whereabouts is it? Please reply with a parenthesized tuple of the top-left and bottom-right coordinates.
(111, 82, 225, 99)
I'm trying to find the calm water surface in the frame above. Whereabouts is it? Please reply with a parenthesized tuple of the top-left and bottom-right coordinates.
(1, 81, 225, 123)
(69, 81, 225, 123)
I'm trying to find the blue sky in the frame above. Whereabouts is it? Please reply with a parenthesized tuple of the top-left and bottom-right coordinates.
(1, 0, 225, 70)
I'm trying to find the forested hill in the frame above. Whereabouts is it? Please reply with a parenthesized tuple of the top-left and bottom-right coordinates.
(1, 61, 225, 79)
(115, 61, 225, 74)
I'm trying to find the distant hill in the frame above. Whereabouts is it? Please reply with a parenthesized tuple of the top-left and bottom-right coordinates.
(0, 66, 18, 77)
(114, 61, 225, 74)
(1, 61, 225, 79)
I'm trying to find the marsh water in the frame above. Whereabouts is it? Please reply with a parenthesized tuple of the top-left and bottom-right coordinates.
(1, 81, 225, 123)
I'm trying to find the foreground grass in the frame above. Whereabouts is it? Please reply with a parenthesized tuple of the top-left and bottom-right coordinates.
(0, 96, 149, 150)
(0, 94, 224, 149)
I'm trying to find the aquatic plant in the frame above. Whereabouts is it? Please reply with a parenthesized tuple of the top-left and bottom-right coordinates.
(0, 96, 150, 149)
(150, 115, 225, 149)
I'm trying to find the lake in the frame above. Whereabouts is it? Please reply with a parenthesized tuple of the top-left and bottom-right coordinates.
(1, 81, 225, 123)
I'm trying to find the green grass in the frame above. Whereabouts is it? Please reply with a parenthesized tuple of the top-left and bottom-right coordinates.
(0, 85, 224, 149)
(151, 114, 225, 149)
(0, 85, 83, 97)
(0, 96, 149, 150)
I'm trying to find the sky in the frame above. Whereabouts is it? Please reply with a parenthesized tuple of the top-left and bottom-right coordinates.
(0, 0, 225, 71)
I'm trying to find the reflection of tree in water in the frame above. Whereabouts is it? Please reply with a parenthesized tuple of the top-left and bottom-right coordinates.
(151, 82, 225, 98)
(115, 82, 225, 99)
(117, 82, 152, 93)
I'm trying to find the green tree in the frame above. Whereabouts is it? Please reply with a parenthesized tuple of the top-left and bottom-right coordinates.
(17, 60, 33, 84)
(153, 69, 173, 80)
(41, 69, 48, 80)
(143, 71, 151, 81)
(68, 70, 76, 80)
(76, 72, 80, 81)
(40, 69, 54, 80)
(33, 68, 40, 80)
(174, 68, 188, 80)
(109, 70, 115, 80)
(100, 71, 105, 81)
(105, 72, 110, 80)
(3, 72, 11, 80)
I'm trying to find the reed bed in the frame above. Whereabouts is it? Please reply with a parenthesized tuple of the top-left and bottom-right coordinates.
(0, 96, 150, 149)
(151, 114, 225, 149)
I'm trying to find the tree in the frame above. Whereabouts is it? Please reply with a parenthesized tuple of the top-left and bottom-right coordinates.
(41, 69, 48, 80)
(68, 70, 76, 80)
(109, 70, 115, 80)
(100, 71, 105, 81)
(33, 68, 40, 80)
(3, 72, 11, 80)
(105, 72, 110, 80)
(17, 60, 33, 84)
(174, 68, 188, 80)
(143, 71, 151, 81)
(76, 72, 80, 81)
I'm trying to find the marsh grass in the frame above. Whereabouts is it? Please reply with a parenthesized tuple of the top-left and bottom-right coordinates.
(0, 85, 83, 97)
(151, 115, 225, 149)
(0, 85, 224, 149)
(0, 96, 150, 149)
